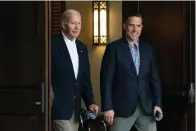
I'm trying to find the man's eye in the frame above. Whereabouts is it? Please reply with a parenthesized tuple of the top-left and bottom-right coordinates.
(129, 24, 134, 27)
(127, 23, 133, 26)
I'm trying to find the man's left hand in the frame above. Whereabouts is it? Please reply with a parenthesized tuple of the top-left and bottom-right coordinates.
(88, 104, 99, 114)
(154, 106, 163, 114)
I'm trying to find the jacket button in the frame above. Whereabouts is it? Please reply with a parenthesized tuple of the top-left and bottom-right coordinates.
(74, 96, 76, 99)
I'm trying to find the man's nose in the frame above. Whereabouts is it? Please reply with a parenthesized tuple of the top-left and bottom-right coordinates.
(133, 26, 138, 31)
(75, 24, 80, 29)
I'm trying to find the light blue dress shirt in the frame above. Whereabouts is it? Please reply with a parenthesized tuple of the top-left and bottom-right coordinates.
(128, 40, 140, 75)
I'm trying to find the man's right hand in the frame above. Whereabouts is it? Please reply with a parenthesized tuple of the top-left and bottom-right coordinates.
(104, 110, 115, 125)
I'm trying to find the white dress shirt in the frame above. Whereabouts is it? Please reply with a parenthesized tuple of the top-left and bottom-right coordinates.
(62, 32, 79, 79)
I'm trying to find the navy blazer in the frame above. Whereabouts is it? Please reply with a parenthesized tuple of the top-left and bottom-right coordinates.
(100, 37, 162, 117)
(51, 34, 94, 120)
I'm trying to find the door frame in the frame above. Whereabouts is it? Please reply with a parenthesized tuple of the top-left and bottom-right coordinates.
(44, 1, 51, 131)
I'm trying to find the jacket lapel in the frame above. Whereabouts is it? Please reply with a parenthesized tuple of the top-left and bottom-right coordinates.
(58, 34, 75, 79)
(121, 38, 137, 76)
(138, 41, 145, 77)
(75, 39, 82, 80)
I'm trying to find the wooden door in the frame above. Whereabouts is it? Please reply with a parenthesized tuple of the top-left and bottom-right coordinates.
(122, 1, 195, 131)
(0, 1, 50, 131)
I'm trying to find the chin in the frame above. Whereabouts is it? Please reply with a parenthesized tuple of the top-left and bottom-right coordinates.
(131, 37, 138, 41)
(72, 34, 79, 38)
(74, 35, 79, 38)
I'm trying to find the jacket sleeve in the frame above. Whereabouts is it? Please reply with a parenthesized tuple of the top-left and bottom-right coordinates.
(82, 45, 95, 108)
(100, 44, 116, 112)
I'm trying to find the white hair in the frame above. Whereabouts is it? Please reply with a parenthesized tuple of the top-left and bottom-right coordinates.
(61, 9, 81, 24)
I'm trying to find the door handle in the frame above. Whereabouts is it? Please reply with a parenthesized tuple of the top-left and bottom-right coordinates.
(27, 83, 44, 114)
(28, 101, 41, 106)
(35, 101, 42, 105)
(188, 83, 195, 104)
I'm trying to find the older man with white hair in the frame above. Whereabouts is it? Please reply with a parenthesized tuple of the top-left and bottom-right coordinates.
(51, 9, 99, 131)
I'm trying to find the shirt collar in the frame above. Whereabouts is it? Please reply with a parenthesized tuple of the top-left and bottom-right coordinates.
(135, 40, 139, 48)
(126, 37, 139, 49)
(62, 31, 76, 43)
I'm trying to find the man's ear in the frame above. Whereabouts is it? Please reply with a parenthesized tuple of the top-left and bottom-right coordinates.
(123, 23, 126, 30)
(141, 24, 143, 29)
(61, 23, 66, 30)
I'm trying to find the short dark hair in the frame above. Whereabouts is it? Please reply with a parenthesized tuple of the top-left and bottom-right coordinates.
(129, 13, 143, 18)
(124, 13, 143, 23)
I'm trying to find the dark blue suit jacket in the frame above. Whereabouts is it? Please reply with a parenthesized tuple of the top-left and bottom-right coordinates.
(100, 37, 162, 117)
(51, 34, 94, 120)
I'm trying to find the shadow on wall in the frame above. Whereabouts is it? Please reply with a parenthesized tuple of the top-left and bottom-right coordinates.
(82, 46, 106, 112)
